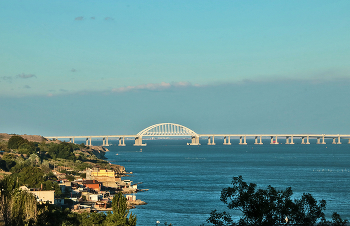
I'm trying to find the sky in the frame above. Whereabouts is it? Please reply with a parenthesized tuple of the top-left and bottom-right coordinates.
(1, 1, 350, 136)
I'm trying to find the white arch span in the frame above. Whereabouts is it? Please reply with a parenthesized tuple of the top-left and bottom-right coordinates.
(137, 123, 198, 136)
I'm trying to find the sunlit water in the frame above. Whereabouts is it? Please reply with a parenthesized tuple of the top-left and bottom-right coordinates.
(91, 139, 350, 226)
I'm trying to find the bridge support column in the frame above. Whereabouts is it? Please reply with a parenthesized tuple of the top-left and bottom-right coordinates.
(134, 136, 146, 146)
(285, 137, 290, 144)
(207, 136, 215, 145)
(348, 139, 350, 144)
(243, 136, 247, 145)
(301, 137, 305, 144)
(337, 135, 342, 144)
(271, 136, 278, 144)
(306, 136, 310, 144)
(332, 138, 336, 144)
(322, 136, 326, 144)
(290, 136, 294, 144)
(254, 136, 258, 145)
(223, 136, 231, 145)
(239, 136, 247, 145)
(102, 137, 109, 146)
(317, 137, 321, 144)
(119, 137, 126, 146)
(259, 136, 263, 144)
(239, 136, 243, 145)
(86, 138, 89, 146)
(188, 136, 200, 145)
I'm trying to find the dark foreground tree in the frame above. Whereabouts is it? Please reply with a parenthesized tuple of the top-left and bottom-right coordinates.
(207, 176, 347, 226)
(106, 192, 137, 226)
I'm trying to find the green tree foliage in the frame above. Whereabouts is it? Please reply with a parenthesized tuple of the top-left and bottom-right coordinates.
(0, 141, 9, 152)
(4, 165, 62, 197)
(106, 192, 137, 226)
(18, 142, 37, 155)
(7, 135, 38, 155)
(48, 142, 77, 161)
(207, 176, 346, 226)
(7, 135, 26, 149)
(0, 158, 16, 172)
(0, 177, 38, 226)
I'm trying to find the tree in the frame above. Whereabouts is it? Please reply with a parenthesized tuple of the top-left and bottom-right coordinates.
(207, 176, 345, 226)
(48, 142, 77, 161)
(0, 177, 37, 226)
(7, 135, 26, 149)
(106, 192, 137, 226)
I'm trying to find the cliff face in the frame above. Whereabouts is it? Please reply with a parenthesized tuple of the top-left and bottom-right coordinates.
(90, 146, 108, 159)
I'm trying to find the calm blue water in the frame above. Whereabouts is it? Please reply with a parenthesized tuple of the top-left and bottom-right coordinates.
(97, 138, 349, 226)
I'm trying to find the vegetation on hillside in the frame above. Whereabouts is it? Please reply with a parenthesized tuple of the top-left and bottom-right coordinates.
(0, 134, 134, 226)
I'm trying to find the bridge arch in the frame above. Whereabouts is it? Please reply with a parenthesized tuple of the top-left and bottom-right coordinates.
(137, 123, 198, 136)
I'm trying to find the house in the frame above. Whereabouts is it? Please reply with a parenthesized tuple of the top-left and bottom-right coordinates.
(86, 168, 121, 182)
(19, 186, 55, 204)
(126, 194, 136, 201)
(82, 180, 102, 192)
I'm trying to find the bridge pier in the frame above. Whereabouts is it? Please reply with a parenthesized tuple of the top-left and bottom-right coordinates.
(337, 135, 342, 144)
(134, 136, 146, 146)
(119, 137, 126, 146)
(348, 139, 350, 144)
(285, 137, 290, 144)
(85, 137, 92, 146)
(254, 136, 263, 144)
(290, 136, 294, 144)
(300, 136, 310, 144)
(239, 136, 247, 145)
(102, 137, 109, 146)
(332, 138, 336, 144)
(223, 136, 231, 145)
(188, 135, 200, 145)
(317, 136, 326, 144)
(270, 136, 278, 144)
(301, 136, 310, 144)
(317, 137, 321, 144)
(208, 136, 216, 145)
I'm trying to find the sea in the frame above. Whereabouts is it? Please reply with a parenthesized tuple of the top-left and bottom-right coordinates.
(89, 138, 350, 226)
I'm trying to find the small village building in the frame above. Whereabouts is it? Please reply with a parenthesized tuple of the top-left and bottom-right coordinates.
(59, 181, 72, 193)
(83, 180, 102, 192)
(86, 168, 121, 183)
(87, 194, 103, 201)
(95, 201, 108, 209)
(126, 194, 136, 201)
(19, 186, 55, 204)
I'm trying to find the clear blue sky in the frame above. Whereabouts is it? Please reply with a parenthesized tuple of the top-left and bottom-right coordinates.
(1, 1, 350, 136)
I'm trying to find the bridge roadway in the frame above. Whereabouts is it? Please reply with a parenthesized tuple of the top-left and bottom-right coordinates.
(45, 122, 350, 146)
(45, 133, 350, 147)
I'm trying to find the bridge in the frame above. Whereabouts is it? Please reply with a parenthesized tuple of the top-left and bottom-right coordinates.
(45, 122, 350, 146)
